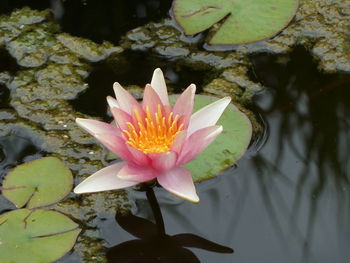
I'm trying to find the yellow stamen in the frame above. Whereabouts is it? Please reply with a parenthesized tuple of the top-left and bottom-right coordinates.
(122, 104, 184, 154)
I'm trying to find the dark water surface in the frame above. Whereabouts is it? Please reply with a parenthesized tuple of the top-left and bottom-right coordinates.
(91, 47, 350, 263)
(70, 50, 214, 120)
(0, 0, 172, 44)
(1, 1, 350, 263)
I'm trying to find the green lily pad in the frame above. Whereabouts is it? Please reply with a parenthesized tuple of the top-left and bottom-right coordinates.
(172, 0, 299, 45)
(0, 209, 81, 263)
(172, 95, 252, 182)
(2, 157, 73, 209)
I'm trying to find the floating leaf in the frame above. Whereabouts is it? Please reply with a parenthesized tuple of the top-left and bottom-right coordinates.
(2, 157, 73, 209)
(171, 95, 252, 182)
(172, 0, 299, 45)
(0, 209, 80, 263)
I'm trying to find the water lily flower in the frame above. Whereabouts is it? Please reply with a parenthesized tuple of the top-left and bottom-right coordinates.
(74, 68, 231, 203)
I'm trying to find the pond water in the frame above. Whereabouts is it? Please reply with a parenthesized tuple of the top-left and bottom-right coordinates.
(1, 1, 350, 263)
(67, 47, 349, 263)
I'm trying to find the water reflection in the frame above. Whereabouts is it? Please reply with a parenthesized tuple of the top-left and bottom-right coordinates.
(107, 47, 350, 263)
(107, 188, 233, 263)
(247, 46, 350, 262)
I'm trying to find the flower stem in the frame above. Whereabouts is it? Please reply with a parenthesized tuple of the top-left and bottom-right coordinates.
(146, 187, 165, 235)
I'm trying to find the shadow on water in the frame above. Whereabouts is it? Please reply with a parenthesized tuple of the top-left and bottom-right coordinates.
(0, 134, 43, 184)
(70, 50, 214, 120)
(0, 49, 20, 109)
(107, 188, 233, 263)
(0, 49, 19, 74)
(0, 133, 43, 213)
(0, 84, 10, 109)
(247, 46, 350, 262)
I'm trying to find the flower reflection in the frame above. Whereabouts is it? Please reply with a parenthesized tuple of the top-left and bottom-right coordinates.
(107, 188, 233, 263)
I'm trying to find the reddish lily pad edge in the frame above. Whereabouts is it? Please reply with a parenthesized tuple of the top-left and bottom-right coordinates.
(171, 0, 300, 45)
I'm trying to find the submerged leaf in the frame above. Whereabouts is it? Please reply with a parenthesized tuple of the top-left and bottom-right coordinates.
(2, 157, 73, 209)
(172, 0, 299, 45)
(0, 209, 80, 263)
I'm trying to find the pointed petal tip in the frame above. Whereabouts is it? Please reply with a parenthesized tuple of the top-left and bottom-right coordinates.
(113, 82, 124, 94)
(113, 82, 122, 88)
(157, 167, 199, 204)
(154, 68, 163, 74)
(189, 83, 196, 92)
(151, 68, 169, 106)
(107, 96, 119, 108)
(223, 96, 232, 102)
(75, 118, 89, 126)
(73, 163, 138, 194)
(73, 186, 83, 194)
(187, 194, 200, 204)
(170, 189, 200, 204)
(187, 96, 232, 135)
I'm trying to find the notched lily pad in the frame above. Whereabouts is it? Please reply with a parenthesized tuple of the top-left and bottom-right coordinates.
(175, 95, 252, 182)
(0, 209, 81, 263)
(172, 0, 299, 45)
(2, 157, 73, 209)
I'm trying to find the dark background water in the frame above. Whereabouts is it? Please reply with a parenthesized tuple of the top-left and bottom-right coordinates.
(0, 0, 172, 44)
(1, 1, 350, 263)
(91, 47, 350, 263)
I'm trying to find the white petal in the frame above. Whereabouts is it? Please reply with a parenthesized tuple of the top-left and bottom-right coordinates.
(151, 151, 177, 172)
(74, 162, 138, 194)
(177, 125, 223, 165)
(107, 96, 120, 109)
(172, 84, 196, 126)
(76, 118, 121, 136)
(157, 167, 199, 203)
(151, 68, 169, 106)
(113, 82, 141, 114)
(187, 97, 231, 136)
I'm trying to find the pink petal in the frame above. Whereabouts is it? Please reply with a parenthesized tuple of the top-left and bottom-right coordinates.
(172, 84, 196, 127)
(94, 133, 132, 162)
(110, 107, 132, 131)
(142, 84, 163, 113)
(170, 130, 187, 154)
(113, 82, 141, 115)
(76, 118, 121, 137)
(177, 125, 223, 165)
(157, 167, 199, 203)
(151, 68, 169, 106)
(126, 144, 151, 166)
(74, 162, 138, 194)
(187, 97, 231, 136)
(107, 96, 119, 109)
(151, 151, 177, 172)
(117, 163, 158, 182)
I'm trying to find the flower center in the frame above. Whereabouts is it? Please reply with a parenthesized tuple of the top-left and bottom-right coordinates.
(122, 105, 184, 154)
